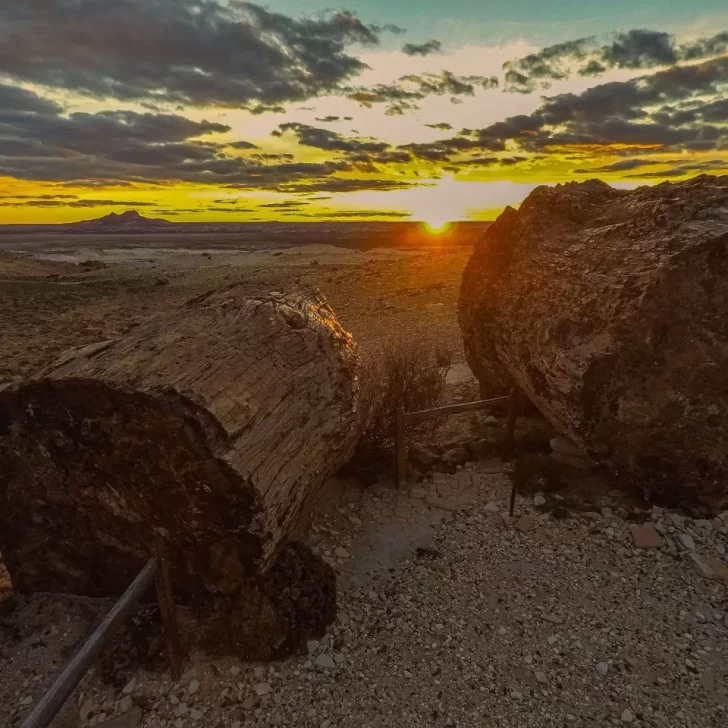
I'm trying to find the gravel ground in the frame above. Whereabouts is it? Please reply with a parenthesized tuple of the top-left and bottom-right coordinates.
(8, 461, 726, 728)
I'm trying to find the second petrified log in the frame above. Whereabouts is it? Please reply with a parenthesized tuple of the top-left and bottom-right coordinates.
(459, 176, 728, 508)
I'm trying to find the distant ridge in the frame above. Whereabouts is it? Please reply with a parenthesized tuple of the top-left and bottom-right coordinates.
(66, 209, 173, 233)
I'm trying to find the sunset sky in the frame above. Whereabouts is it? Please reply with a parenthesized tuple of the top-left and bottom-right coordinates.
(1, 0, 727, 224)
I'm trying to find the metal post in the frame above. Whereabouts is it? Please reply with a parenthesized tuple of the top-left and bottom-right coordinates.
(505, 389, 519, 517)
(395, 405, 407, 487)
(155, 542, 183, 681)
(20, 558, 159, 728)
(503, 388, 518, 458)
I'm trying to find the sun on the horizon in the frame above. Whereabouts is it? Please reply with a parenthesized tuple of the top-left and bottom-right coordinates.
(422, 218, 453, 235)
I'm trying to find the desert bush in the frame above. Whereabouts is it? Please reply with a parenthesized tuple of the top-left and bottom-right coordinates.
(354, 338, 453, 463)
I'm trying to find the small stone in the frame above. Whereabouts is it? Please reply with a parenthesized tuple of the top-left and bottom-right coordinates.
(583, 512, 601, 521)
(334, 547, 350, 559)
(716, 543, 726, 555)
(550, 436, 581, 457)
(596, 662, 610, 676)
(118, 696, 134, 714)
(630, 522, 663, 549)
(497, 626, 507, 636)
(21, 696, 33, 706)
(190, 709, 203, 721)
(315, 654, 336, 669)
(409, 443, 440, 472)
(550, 451, 591, 470)
(695, 519, 713, 530)
(254, 666, 265, 679)
(306, 708, 317, 719)
(533, 495, 546, 507)
(484, 502, 500, 514)
(410, 486, 426, 499)
(547, 635, 559, 646)
(669, 512, 685, 527)
(253, 683, 272, 697)
(484, 415, 498, 426)
(678, 533, 696, 551)
(307, 640, 320, 654)
(535, 671, 548, 684)
(621, 709, 634, 723)
(543, 614, 563, 625)
(230, 666, 241, 676)
(690, 553, 728, 581)
(514, 514, 535, 533)
(98, 707, 143, 728)
(242, 696, 255, 710)
(187, 679, 200, 695)
(601, 507, 613, 518)
(334, 653, 345, 664)
(122, 678, 136, 695)
(169, 695, 179, 705)
(80, 699, 95, 721)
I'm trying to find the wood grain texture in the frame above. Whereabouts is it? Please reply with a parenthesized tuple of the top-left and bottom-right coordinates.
(0, 285, 359, 596)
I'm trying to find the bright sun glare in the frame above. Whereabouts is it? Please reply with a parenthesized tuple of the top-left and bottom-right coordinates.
(422, 219, 453, 235)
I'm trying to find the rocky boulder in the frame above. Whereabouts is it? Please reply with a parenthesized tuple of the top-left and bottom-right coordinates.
(459, 176, 728, 509)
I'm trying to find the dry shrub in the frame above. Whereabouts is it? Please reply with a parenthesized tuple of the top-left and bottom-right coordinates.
(355, 338, 453, 463)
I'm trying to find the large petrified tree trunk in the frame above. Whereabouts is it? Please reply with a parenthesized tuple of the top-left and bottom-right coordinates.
(0, 285, 359, 597)
(459, 176, 728, 509)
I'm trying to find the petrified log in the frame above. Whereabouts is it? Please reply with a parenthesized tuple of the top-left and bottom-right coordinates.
(0, 286, 359, 597)
(459, 176, 728, 508)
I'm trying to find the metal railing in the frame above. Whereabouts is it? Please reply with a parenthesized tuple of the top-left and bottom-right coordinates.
(20, 543, 182, 728)
(394, 389, 519, 487)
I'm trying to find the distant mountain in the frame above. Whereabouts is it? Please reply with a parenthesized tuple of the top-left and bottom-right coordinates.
(66, 210, 174, 233)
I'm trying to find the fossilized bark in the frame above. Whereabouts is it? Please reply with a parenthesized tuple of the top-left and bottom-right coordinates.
(459, 176, 728, 508)
(0, 285, 359, 597)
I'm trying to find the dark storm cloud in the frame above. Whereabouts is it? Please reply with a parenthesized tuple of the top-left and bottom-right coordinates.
(627, 159, 728, 178)
(298, 210, 410, 218)
(504, 29, 728, 92)
(0, 1, 399, 110)
(274, 123, 390, 154)
(0, 193, 79, 200)
(0, 83, 375, 189)
(444, 156, 529, 170)
(348, 71, 499, 115)
(0, 198, 159, 208)
(572, 158, 670, 173)
(227, 141, 260, 150)
(402, 40, 442, 56)
(314, 116, 355, 123)
(259, 201, 307, 209)
(0, 82, 63, 115)
(276, 178, 421, 194)
(460, 57, 728, 153)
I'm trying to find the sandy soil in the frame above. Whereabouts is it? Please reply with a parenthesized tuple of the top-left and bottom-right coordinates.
(0, 243, 469, 386)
